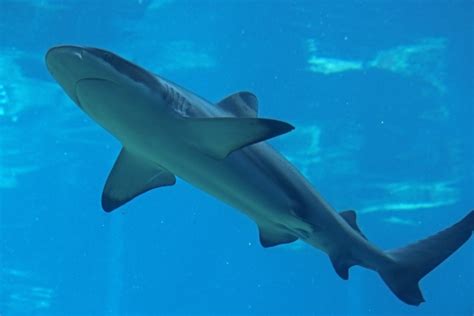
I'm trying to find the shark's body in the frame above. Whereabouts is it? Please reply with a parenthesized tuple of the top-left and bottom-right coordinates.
(46, 46, 473, 306)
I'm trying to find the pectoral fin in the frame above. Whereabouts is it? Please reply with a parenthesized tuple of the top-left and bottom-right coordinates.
(182, 117, 294, 159)
(102, 148, 176, 212)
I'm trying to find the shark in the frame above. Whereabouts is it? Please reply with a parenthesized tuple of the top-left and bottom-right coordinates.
(45, 45, 473, 306)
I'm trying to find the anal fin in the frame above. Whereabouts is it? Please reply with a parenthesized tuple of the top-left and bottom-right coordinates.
(330, 210, 366, 280)
(330, 254, 356, 280)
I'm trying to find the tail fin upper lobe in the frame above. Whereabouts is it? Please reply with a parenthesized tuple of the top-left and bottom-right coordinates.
(379, 211, 474, 305)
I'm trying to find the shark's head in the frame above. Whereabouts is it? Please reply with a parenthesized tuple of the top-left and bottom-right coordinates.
(46, 45, 162, 105)
(45, 45, 175, 140)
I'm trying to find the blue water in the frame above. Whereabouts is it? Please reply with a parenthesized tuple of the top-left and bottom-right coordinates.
(1, 1, 473, 315)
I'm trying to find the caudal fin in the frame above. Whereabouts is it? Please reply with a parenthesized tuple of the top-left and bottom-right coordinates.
(379, 211, 474, 305)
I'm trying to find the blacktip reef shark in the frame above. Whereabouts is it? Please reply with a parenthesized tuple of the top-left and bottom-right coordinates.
(45, 45, 473, 306)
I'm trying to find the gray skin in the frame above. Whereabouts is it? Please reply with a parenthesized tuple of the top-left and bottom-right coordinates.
(45, 46, 473, 306)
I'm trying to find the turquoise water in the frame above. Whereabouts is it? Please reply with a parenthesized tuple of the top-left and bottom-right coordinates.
(1, 1, 473, 315)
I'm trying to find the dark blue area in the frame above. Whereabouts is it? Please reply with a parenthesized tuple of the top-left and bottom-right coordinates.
(1, 1, 473, 315)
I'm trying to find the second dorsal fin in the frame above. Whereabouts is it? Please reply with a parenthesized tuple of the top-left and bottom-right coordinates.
(339, 210, 367, 240)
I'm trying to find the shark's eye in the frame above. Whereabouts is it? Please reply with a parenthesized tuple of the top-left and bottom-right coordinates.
(90, 49, 132, 73)
(103, 52, 115, 62)
(87, 48, 117, 65)
(100, 52, 116, 64)
(86, 47, 158, 89)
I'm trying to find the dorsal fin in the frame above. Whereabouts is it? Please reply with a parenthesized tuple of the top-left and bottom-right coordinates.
(339, 210, 367, 240)
(217, 92, 258, 117)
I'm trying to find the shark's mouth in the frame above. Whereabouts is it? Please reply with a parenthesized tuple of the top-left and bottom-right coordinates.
(73, 80, 85, 109)
(74, 77, 117, 110)
(74, 78, 98, 110)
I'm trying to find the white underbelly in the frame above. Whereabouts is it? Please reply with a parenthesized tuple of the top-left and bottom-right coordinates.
(155, 143, 295, 224)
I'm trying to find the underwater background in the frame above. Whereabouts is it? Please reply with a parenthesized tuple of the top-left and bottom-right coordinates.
(0, 0, 473, 315)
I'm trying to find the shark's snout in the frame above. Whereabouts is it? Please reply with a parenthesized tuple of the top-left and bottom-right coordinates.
(46, 45, 87, 104)
(46, 45, 84, 77)
(46, 45, 83, 61)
